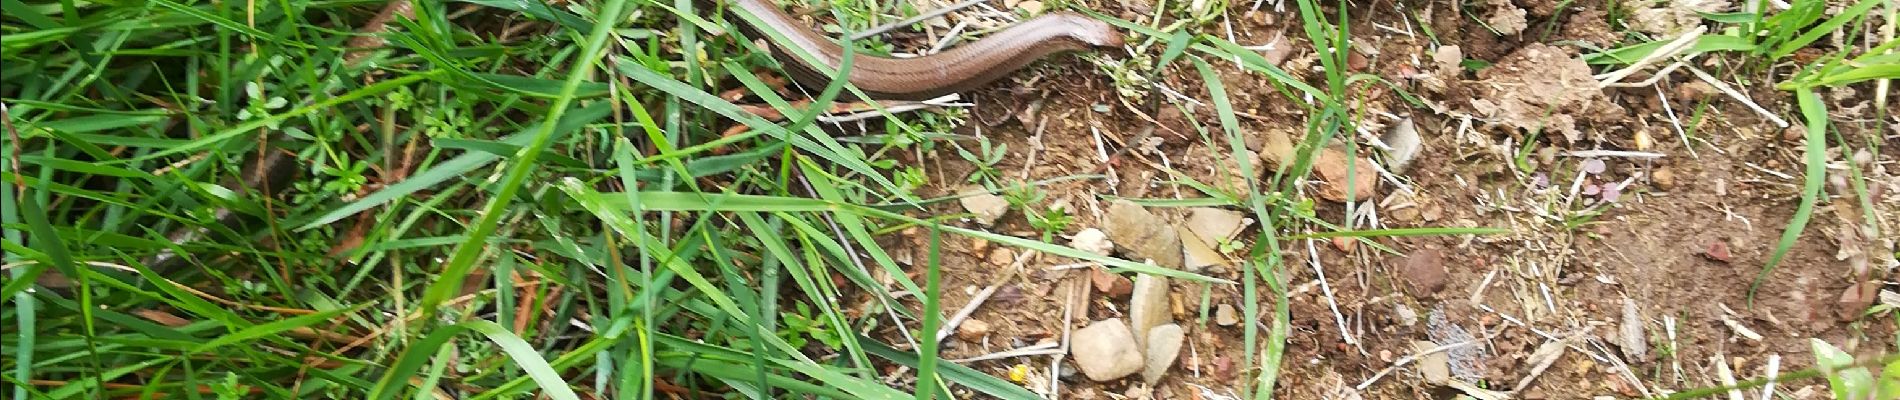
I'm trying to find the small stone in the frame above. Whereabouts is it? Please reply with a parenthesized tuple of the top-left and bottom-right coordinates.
(1782, 125, 1805, 141)
(1399, 249, 1449, 297)
(1838, 281, 1881, 321)
(1705, 241, 1732, 263)
(1651, 168, 1676, 190)
(1104, 200, 1184, 268)
(1619, 298, 1648, 361)
(1071, 228, 1114, 256)
(1057, 363, 1080, 382)
(1313, 147, 1381, 202)
(1141, 324, 1186, 385)
(1581, 158, 1607, 174)
(1413, 340, 1452, 385)
(1381, 118, 1423, 173)
(1017, 0, 1043, 14)
(1183, 208, 1249, 246)
(957, 319, 991, 341)
(1215, 303, 1240, 326)
(1128, 274, 1171, 347)
(959, 187, 1010, 226)
(988, 248, 1015, 266)
(1634, 128, 1655, 151)
(1123, 385, 1151, 400)
(1677, 81, 1716, 101)
(1393, 303, 1419, 327)
(1331, 236, 1357, 253)
(1432, 45, 1463, 73)
(1091, 268, 1134, 299)
(1180, 225, 1227, 272)
(1070, 319, 1145, 381)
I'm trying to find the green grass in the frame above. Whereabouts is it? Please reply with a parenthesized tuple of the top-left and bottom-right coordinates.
(4, 0, 1888, 399)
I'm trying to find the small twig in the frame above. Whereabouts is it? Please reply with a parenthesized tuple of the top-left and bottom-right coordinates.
(1686, 65, 1790, 127)
(1048, 269, 1086, 398)
(927, 20, 971, 53)
(935, 249, 1037, 343)
(1595, 26, 1706, 87)
(848, 0, 991, 41)
(949, 343, 1061, 363)
(1743, 162, 1796, 180)
(1354, 337, 1485, 390)
(1760, 353, 1781, 400)
(1305, 239, 1357, 346)
(1598, 56, 1693, 88)
(1716, 355, 1744, 400)
(1564, 150, 1666, 159)
(1718, 303, 1765, 341)
(1473, 303, 1609, 363)
(1654, 84, 1700, 158)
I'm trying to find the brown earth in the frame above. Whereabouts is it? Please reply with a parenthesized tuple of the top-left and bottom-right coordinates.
(833, 0, 1894, 398)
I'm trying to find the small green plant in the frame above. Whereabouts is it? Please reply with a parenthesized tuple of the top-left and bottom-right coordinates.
(955, 136, 1008, 184)
(1810, 339, 1887, 399)
(780, 302, 843, 350)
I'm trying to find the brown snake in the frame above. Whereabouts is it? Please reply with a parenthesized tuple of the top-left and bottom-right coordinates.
(123, 0, 1121, 275)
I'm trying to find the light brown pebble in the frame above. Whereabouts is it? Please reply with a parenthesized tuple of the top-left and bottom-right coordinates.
(988, 248, 1015, 266)
(957, 319, 991, 341)
(1652, 168, 1676, 190)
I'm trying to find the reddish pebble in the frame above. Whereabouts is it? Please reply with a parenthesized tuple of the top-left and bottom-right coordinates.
(1705, 241, 1732, 263)
(1332, 236, 1356, 252)
(1091, 268, 1135, 299)
(1212, 356, 1235, 380)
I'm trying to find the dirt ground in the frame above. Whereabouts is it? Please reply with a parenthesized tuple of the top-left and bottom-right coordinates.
(850, 0, 1898, 398)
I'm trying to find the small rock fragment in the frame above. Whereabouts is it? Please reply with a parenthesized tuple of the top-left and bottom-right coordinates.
(1413, 340, 1452, 385)
(1070, 228, 1114, 256)
(1432, 45, 1463, 73)
(1258, 128, 1297, 166)
(1651, 168, 1676, 190)
(1393, 303, 1419, 326)
(988, 248, 1015, 266)
(1838, 281, 1881, 321)
(1091, 268, 1134, 299)
(1057, 363, 1079, 382)
(1016, 0, 1043, 14)
(1313, 147, 1381, 202)
(1104, 200, 1184, 268)
(1381, 118, 1423, 173)
(1141, 324, 1186, 385)
(957, 319, 991, 341)
(1070, 319, 1145, 381)
(960, 187, 1010, 226)
(1705, 241, 1732, 263)
(1215, 303, 1240, 326)
(1179, 225, 1228, 272)
(1581, 158, 1607, 174)
(1513, 336, 1573, 392)
(1128, 274, 1171, 347)
(1184, 208, 1249, 246)
(1619, 298, 1648, 361)
(1212, 355, 1235, 380)
(1399, 249, 1450, 297)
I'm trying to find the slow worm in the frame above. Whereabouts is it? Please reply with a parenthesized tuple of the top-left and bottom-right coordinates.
(727, 0, 1125, 100)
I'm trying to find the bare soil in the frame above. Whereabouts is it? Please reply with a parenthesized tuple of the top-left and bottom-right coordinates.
(853, 0, 1895, 398)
